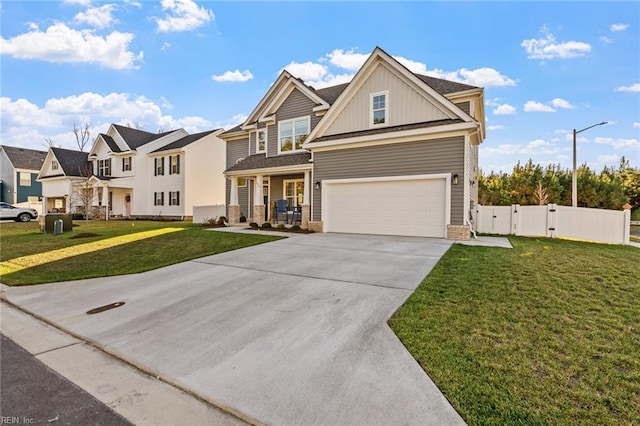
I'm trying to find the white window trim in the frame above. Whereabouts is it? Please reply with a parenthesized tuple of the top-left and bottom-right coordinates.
(370, 90, 389, 128)
(52, 160, 59, 170)
(278, 116, 310, 155)
(283, 178, 304, 210)
(20, 172, 31, 186)
(256, 128, 267, 153)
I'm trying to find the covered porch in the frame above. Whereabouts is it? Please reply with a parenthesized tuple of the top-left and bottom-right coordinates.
(85, 177, 133, 218)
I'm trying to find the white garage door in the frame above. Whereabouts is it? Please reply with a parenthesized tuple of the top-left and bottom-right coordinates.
(323, 176, 448, 238)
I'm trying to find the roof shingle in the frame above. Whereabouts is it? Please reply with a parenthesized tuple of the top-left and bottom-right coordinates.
(1, 145, 47, 170)
(50, 147, 91, 177)
(112, 124, 176, 150)
(225, 152, 311, 173)
(151, 130, 219, 153)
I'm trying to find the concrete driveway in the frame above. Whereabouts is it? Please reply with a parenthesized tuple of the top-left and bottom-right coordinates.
(2, 232, 463, 425)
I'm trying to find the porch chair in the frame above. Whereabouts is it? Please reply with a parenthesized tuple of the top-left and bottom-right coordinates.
(275, 199, 288, 224)
(291, 205, 302, 225)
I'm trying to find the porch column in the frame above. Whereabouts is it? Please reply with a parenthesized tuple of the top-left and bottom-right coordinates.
(302, 170, 311, 229)
(253, 175, 265, 224)
(228, 176, 240, 224)
(102, 185, 109, 221)
(41, 196, 47, 214)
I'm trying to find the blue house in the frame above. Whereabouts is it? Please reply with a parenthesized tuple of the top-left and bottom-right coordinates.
(0, 145, 47, 206)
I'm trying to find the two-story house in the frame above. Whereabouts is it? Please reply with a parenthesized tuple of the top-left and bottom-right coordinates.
(38, 124, 226, 218)
(220, 47, 485, 239)
(0, 145, 47, 211)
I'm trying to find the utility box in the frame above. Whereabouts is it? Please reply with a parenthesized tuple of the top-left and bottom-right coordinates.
(53, 219, 63, 235)
(40, 214, 73, 233)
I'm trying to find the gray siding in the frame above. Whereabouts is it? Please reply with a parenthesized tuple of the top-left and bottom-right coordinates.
(455, 101, 470, 115)
(312, 136, 466, 225)
(268, 89, 322, 157)
(0, 150, 14, 203)
(226, 138, 249, 168)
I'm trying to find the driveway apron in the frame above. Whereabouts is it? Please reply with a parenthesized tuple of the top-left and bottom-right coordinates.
(3, 233, 464, 425)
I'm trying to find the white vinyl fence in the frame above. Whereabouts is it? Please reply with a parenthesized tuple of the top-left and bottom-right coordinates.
(192, 204, 226, 224)
(476, 204, 631, 245)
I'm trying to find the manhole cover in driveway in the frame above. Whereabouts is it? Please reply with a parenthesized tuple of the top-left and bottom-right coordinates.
(86, 302, 125, 315)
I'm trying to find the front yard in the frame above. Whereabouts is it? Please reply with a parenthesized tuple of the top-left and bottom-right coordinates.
(0, 220, 281, 286)
(390, 237, 639, 425)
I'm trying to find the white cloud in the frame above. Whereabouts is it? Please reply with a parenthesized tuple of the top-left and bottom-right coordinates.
(594, 137, 640, 149)
(550, 98, 574, 109)
(211, 69, 253, 83)
(480, 138, 562, 158)
(599, 36, 612, 43)
(524, 101, 555, 112)
(64, 0, 91, 5)
(214, 113, 248, 130)
(124, 0, 142, 8)
(615, 83, 640, 92)
(610, 23, 629, 32)
(633, 122, 640, 128)
(0, 23, 143, 69)
(0, 93, 214, 150)
(426, 67, 515, 87)
(155, 0, 214, 33)
(326, 48, 368, 71)
(282, 61, 352, 88)
(161, 42, 171, 51)
(74, 4, 118, 29)
(493, 104, 517, 115)
(487, 125, 505, 131)
(521, 26, 591, 59)
(394, 56, 428, 74)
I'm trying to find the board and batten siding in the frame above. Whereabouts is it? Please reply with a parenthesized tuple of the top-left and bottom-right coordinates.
(325, 63, 451, 136)
(312, 136, 466, 225)
(269, 89, 322, 157)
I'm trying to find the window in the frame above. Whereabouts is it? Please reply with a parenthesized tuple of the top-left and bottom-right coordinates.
(52, 160, 59, 170)
(154, 192, 164, 206)
(20, 172, 31, 186)
(98, 159, 111, 176)
(154, 157, 165, 176)
(169, 155, 180, 175)
(279, 117, 309, 153)
(169, 191, 180, 206)
(283, 179, 304, 209)
(256, 129, 267, 153)
(371, 91, 388, 126)
(238, 177, 247, 187)
(122, 157, 132, 172)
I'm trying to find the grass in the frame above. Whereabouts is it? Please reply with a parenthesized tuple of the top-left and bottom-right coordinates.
(389, 237, 640, 425)
(0, 220, 282, 286)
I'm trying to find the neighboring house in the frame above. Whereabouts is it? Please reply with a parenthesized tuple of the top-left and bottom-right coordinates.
(38, 124, 226, 218)
(38, 147, 90, 213)
(220, 47, 485, 239)
(0, 145, 47, 210)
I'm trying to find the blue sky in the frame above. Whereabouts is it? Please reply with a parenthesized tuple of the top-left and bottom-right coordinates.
(1, 0, 638, 172)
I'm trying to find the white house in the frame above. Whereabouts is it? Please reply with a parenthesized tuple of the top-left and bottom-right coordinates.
(38, 124, 226, 218)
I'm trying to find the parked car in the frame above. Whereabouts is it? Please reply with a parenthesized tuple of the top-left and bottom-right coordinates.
(0, 202, 39, 222)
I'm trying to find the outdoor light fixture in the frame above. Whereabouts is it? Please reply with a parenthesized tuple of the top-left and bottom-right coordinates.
(452, 174, 459, 185)
(572, 121, 607, 207)
(315, 181, 321, 190)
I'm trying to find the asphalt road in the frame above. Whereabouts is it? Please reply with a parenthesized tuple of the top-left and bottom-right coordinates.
(0, 334, 132, 426)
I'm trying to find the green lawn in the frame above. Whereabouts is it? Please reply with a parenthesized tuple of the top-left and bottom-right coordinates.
(389, 237, 640, 425)
(0, 220, 281, 286)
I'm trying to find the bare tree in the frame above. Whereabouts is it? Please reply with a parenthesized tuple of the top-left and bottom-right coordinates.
(70, 162, 95, 221)
(534, 181, 549, 205)
(42, 138, 61, 149)
(73, 121, 91, 151)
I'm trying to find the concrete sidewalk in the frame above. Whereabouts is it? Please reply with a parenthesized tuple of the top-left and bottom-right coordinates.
(2, 233, 465, 425)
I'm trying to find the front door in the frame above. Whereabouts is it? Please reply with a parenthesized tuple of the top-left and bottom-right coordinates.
(125, 194, 131, 217)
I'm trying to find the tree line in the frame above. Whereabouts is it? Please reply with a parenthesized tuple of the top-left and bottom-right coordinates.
(478, 158, 640, 216)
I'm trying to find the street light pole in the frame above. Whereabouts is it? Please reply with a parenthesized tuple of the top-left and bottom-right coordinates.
(572, 121, 608, 207)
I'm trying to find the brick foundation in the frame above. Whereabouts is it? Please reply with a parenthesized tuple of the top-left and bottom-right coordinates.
(228, 205, 240, 225)
(447, 224, 471, 240)
(253, 204, 266, 224)
(301, 205, 310, 229)
(308, 221, 323, 233)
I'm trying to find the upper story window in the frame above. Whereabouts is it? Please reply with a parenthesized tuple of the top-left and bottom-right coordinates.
(122, 156, 132, 172)
(98, 159, 111, 176)
(279, 117, 309, 153)
(154, 157, 165, 176)
(256, 129, 267, 153)
(371, 91, 388, 126)
(52, 160, 59, 170)
(169, 155, 180, 175)
(20, 172, 31, 186)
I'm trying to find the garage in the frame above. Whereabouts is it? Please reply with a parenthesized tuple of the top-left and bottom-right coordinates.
(322, 174, 450, 238)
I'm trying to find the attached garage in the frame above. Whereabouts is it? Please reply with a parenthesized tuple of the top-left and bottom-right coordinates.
(321, 174, 450, 238)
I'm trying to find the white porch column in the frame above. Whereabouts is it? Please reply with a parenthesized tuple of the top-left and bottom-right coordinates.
(229, 176, 240, 224)
(41, 196, 47, 214)
(230, 177, 239, 205)
(102, 185, 109, 220)
(302, 170, 311, 229)
(253, 175, 265, 223)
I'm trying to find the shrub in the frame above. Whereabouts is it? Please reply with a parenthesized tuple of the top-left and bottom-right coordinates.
(261, 222, 272, 229)
(239, 214, 247, 223)
(290, 224, 301, 231)
(249, 222, 259, 229)
(276, 224, 286, 229)
(72, 213, 85, 220)
(216, 216, 227, 226)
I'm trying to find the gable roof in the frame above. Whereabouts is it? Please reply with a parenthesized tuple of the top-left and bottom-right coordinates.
(100, 134, 122, 153)
(1, 145, 47, 170)
(112, 124, 176, 150)
(50, 147, 91, 177)
(415, 74, 479, 95)
(151, 129, 220, 153)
